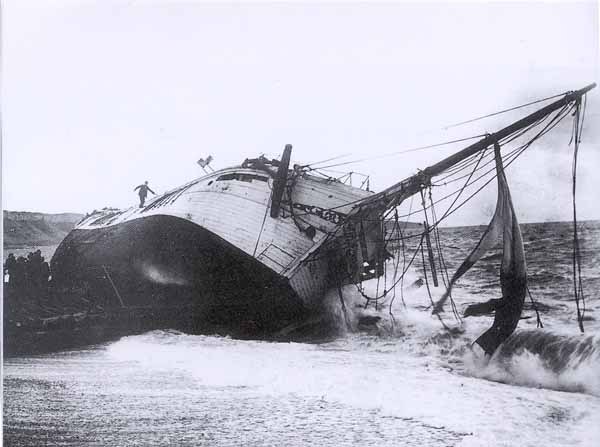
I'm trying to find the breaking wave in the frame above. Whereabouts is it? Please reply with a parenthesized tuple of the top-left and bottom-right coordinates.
(465, 331, 600, 397)
(323, 276, 600, 397)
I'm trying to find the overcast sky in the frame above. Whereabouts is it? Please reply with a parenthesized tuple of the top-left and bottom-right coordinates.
(2, 1, 599, 225)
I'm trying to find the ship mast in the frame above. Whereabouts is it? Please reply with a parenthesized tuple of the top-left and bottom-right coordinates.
(354, 83, 596, 212)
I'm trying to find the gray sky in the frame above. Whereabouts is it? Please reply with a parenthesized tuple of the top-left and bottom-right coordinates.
(2, 0, 599, 225)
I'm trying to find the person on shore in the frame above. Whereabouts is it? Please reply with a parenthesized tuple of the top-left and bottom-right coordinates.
(13, 256, 27, 288)
(4, 253, 16, 284)
(25, 250, 43, 290)
(134, 181, 156, 208)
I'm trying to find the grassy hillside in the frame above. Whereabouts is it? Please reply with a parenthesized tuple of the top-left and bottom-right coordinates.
(3, 211, 83, 249)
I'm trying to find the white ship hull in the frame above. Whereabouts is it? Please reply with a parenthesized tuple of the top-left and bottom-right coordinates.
(51, 162, 376, 335)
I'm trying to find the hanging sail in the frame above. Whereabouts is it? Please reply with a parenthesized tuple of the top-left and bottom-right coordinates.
(474, 144, 527, 355)
(432, 143, 511, 312)
(433, 142, 527, 354)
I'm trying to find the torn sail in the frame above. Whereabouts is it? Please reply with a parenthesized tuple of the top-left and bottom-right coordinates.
(433, 142, 527, 355)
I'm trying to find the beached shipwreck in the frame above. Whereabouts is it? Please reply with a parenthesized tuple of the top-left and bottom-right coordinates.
(10, 83, 594, 354)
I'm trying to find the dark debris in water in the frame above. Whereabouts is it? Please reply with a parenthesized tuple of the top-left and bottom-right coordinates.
(544, 406, 572, 423)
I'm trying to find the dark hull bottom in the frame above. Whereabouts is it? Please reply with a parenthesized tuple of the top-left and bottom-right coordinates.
(3, 302, 339, 357)
(49, 215, 316, 337)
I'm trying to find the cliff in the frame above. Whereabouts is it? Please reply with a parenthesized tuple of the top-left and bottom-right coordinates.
(3, 211, 83, 248)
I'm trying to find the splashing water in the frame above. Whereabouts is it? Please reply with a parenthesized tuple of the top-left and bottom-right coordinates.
(4, 221, 600, 446)
(325, 261, 600, 399)
(97, 323, 600, 446)
(471, 331, 600, 396)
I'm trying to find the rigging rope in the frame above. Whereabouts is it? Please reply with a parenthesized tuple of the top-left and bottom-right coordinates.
(297, 97, 581, 330)
(426, 103, 575, 228)
(310, 134, 488, 171)
(294, 97, 575, 225)
(428, 187, 462, 323)
(305, 117, 566, 264)
(397, 195, 414, 312)
(304, 153, 352, 168)
(387, 210, 402, 327)
(443, 91, 568, 129)
(571, 97, 586, 333)
(351, 229, 424, 303)
(526, 284, 544, 329)
(420, 238, 451, 331)
(339, 102, 577, 308)
(391, 111, 566, 222)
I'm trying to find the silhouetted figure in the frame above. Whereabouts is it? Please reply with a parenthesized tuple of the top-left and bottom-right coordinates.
(134, 181, 156, 208)
(13, 256, 27, 289)
(4, 253, 16, 284)
(25, 250, 44, 290)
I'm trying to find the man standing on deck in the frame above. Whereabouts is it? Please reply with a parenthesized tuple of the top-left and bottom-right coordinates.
(134, 181, 156, 208)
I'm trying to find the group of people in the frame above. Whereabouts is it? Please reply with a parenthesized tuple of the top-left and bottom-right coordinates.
(3, 181, 155, 294)
(3, 250, 51, 291)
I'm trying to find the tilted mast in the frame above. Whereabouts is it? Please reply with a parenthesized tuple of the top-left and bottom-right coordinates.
(321, 83, 596, 285)
(353, 83, 596, 213)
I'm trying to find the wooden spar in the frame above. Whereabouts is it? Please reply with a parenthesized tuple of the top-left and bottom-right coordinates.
(355, 83, 596, 210)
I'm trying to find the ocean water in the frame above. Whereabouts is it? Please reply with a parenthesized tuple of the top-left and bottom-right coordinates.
(3, 221, 600, 446)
